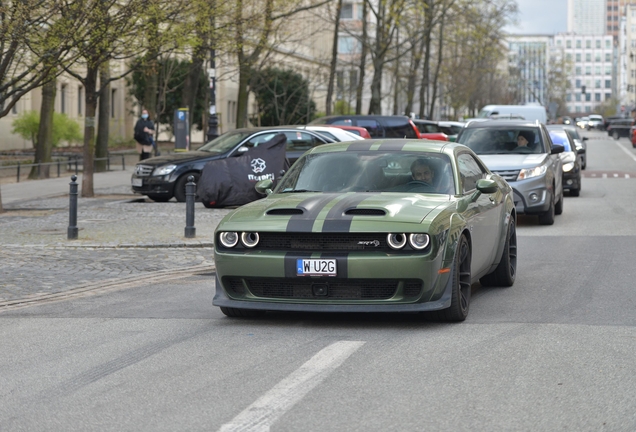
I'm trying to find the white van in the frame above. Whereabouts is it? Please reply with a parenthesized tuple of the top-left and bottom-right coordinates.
(477, 105, 548, 124)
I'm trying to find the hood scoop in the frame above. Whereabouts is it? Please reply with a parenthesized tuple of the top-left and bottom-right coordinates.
(344, 208, 386, 216)
(267, 208, 304, 215)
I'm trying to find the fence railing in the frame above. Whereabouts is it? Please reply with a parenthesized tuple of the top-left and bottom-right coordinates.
(0, 153, 127, 183)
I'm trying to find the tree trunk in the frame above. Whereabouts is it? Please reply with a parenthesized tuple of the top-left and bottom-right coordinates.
(30, 78, 57, 179)
(144, 56, 159, 121)
(236, 63, 251, 128)
(0, 186, 3, 213)
(429, 17, 445, 120)
(326, 0, 343, 116)
(355, 1, 368, 114)
(181, 51, 204, 131)
(81, 66, 98, 198)
(418, 0, 434, 118)
(368, 56, 384, 114)
(405, 38, 425, 115)
(95, 63, 110, 173)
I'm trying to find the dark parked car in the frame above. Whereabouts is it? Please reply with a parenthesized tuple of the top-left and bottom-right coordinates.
(606, 119, 633, 139)
(547, 124, 588, 169)
(548, 129, 583, 196)
(309, 115, 421, 139)
(457, 120, 564, 225)
(131, 127, 335, 202)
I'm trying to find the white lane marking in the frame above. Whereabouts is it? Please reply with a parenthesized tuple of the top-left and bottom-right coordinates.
(627, 174, 631, 179)
(614, 173, 619, 178)
(614, 139, 636, 163)
(219, 341, 365, 432)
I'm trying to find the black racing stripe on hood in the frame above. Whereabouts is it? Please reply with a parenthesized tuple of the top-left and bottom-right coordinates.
(321, 193, 378, 232)
(346, 142, 373, 151)
(377, 140, 408, 151)
(286, 194, 337, 232)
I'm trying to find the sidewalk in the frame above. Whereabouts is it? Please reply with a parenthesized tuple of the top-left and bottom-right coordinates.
(0, 168, 228, 308)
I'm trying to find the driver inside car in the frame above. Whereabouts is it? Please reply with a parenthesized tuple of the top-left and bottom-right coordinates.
(515, 130, 534, 149)
(410, 158, 435, 185)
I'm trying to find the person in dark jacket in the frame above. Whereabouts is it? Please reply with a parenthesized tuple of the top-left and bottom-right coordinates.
(134, 109, 156, 160)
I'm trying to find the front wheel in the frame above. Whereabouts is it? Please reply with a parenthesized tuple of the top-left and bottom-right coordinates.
(554, 190, 564, 215)
(538, 193, 555, 225)
(174, 173, 200, 203)
(480, 218, 517, 287)
(435, 234, 471, 322)
(147, 194, 171, 202)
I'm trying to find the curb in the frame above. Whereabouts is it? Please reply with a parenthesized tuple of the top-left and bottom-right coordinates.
(0, 262, 216, 311)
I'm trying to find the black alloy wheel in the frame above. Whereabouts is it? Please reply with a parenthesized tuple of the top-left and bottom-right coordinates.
(174, 172, 201, 202)
(436, 234, 471, 322)
(480, 218, 517, 287)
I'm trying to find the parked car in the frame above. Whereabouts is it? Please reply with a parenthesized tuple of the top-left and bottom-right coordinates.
(456, 120, 565, 225)
(297, 125, 364, 142)
(547, 124, 588, 170)
(411, 119, 449, 141)
(213, 140, 517, 321)
(548, 129, 583, 197)
(587, 114, 604, 130)
(438, 121, 465, 142)
(314, 124, 372, 138)
(607, 119, 633, 140)
(309, 115, 421, 139)
(131, 127, 336, 202)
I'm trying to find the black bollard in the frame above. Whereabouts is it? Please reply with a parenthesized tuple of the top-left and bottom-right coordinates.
(185, 175, 196, 238)
(68, 175, 78, 240)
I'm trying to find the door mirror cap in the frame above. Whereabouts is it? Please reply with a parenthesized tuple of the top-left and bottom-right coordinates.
(255, 179, 274, 195)
(551, 144, 565, 155)
(237, 146, 249, 153)
(476, 178, 498, 195)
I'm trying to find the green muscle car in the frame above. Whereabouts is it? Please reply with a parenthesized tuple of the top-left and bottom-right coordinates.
(213, 140, 517, 321)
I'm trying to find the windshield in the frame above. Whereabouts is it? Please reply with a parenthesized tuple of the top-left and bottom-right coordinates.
(274, 151, 455, 195)
(548, 131, 572, 152)
(476, 109, 492, 118)
(196, 131, 252, 153)
(457, 127, 545, 154)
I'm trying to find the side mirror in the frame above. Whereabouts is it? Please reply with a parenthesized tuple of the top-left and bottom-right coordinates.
(255, 179, 274, 195)
(577, 147, 586, 154)
(551, 144, 564, 155)
(476, 178, 498, 195)
(237, 146, 249, 153)
(582, 137, 589, 141)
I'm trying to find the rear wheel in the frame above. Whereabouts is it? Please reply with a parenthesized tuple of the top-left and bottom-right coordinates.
(538, 193, 555, 225)
(220, 307, 265, 318)
(174, 173, 200, 203)
(480, 218, 517, 287)
(435, 235, 471, 322)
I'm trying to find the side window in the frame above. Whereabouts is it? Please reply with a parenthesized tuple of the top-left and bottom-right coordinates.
(383, 118, 417, 138)
(457, 153, 487, 193)
(283, 131, 324, 151)
(244, 132, 279, 149)
(356, 119, 382, 137)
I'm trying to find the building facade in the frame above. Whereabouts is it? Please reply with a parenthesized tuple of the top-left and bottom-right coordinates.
(507, 35, 552, 105)
(554, 33, 615, 113)
(568, 0, 607, 35)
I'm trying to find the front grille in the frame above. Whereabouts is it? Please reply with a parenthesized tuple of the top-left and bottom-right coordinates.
(492, 169, 520, 182)
(224, 277, 422, 300)
(257, 232, 389, 252)
(134, 164, 154, 177)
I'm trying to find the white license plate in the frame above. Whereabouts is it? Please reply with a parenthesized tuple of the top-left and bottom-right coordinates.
(132, 178, 143, 187)
(297, 259, 337, 276)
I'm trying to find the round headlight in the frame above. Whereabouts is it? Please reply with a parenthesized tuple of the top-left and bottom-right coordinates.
(409, 233, 430, 250)
(241, 232, 260, 248)
(387, 233, 407, 249)
(219, 232, 239, 248)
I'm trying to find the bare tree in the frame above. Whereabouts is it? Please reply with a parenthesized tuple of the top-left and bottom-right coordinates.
(326, 0, 344, 116)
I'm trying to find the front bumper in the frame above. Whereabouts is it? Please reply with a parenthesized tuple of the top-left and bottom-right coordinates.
(562, 169, 581, 191)
(213, 250, 454, 312)
(509, 176, 551, 215)
(131, 175, 174, 196)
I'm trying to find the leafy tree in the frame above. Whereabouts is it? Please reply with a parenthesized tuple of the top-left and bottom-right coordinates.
(11, 111, 82, 147)
(128, 57, 208, 133)
(251, 67, 316, 125)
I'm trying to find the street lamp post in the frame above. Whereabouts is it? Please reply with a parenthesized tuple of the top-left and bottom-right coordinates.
(206, 48, 219, 142)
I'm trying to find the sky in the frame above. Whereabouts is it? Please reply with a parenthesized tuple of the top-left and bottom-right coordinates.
(504, 0, 568, 35)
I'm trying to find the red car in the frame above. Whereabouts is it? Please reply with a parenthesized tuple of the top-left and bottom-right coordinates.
(631, 125, 636, 148)
(411, 119, 449, 141)
(314, 124, 372, 139)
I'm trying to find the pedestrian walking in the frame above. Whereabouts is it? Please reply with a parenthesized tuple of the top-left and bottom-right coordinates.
(134, 109, 157, 160)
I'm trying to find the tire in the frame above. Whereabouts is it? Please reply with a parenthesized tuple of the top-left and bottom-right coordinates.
(202, 200, 216, 208)
(538, 193, 555, 225)
(554, 190, 563, 215)
(435, 235, 471, 322)
(480, 218, 517, 287)
(147, 194, 171, 202)
(174, 173, 200, 203)
(613, 131, 619, 140)
(220, 307, 265, 318)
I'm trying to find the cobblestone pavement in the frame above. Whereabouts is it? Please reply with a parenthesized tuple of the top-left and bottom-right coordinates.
(0, 183, 232, 306)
